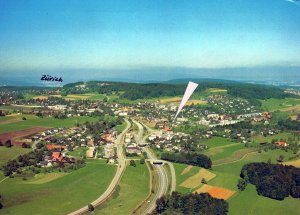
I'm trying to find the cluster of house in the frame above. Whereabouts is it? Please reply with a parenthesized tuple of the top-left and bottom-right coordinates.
(198, 114, 240, 127)
(148, 128, 190, 152)
(101, 129, 117, 163)
(284, 88, 300, 96)
(124, 132, 142, 155)
(41, 151, 68, 167)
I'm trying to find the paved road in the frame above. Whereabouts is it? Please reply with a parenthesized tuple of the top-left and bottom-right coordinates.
(132, 120, 171, 215)
(68, 119, 131, 215)
(139, 121, 176, 193)
(142, 147, 169, 215)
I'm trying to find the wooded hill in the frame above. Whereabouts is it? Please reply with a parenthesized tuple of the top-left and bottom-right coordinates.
(62, 80, 289, 101)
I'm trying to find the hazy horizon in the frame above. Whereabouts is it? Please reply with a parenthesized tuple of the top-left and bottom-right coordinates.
(1, 0, 300, 87)
(1, 66, 299, 87)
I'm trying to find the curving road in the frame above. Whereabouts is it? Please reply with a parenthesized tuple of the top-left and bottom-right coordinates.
(142, 147, 169, 215)
(139, 121, 176, 193)
(132, 120, 175, 215)
(68, 119, 131, 215)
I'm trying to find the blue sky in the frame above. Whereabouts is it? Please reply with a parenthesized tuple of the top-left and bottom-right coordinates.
(0, 0, 300, 71)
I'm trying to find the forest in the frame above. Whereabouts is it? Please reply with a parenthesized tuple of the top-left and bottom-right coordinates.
(61, 80, 289, 101)
(240, 162, 300, 200)
(161, 152, 212, 169)
(154, 192, 228, 215)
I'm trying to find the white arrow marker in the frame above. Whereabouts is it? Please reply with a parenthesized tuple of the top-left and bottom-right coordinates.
(174, 81, 198, 121)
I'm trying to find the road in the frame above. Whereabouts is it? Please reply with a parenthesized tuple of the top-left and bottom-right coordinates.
(142, 147, 169, 215)
(138, 121, 176, 193)
(68, 119, 131, 215)
(132, 120, 173, 215)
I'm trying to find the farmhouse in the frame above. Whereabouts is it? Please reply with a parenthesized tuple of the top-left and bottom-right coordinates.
(274, 141, 289, 147)
(51, 151, 65, 162)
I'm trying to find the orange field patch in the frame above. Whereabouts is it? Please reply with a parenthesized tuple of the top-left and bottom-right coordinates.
(180, 165, 193, 175)
(0, 127, 47, 147)
(194, 185, 235, 200)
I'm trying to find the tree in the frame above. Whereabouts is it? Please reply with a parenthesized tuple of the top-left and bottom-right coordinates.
(0, 202, 3, 209)
(156, 196, 168, 213)
(130, 160, 136, 167)
(201, 178, 207, 184)
(88, 203, 94, 211)
(140, 158, 145, 164)
(22, 143, 29, 148)
(4, 140, 12, 148)
(22, 117, 27, 120)
(277, 155, 284, 163)
(237, 179, 247, 191)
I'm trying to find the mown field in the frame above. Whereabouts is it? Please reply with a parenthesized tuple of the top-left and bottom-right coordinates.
(173, 163, 202, 193)
(261, 98, 300, 112)
(67, 147, 87, 158)
(201, 137, 254, 165)
(0, 159, 116, 215)
(0, 115, 99, 134)
(0, 147, 31, 167)
(94, 162, 149, 215)
(252, 132, 294, 145)
(173, 148, 300, 215)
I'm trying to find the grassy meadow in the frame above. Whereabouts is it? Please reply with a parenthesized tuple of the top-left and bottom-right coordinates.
(0, 159, 116, 215)
(0, 115, 99, 134)
(94, 162, 150, 215)
(173, 147, 300, 215)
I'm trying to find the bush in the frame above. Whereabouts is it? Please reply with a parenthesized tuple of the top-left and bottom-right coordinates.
(130, 160, 136, 167)
(237, 179, 247, 191)
(4, 140, 12, 148)
(161, 152, 212, 169)
(88, 203, 94, 212)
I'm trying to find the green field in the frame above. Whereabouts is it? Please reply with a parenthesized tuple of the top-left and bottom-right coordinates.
(95, 162, 149, 215)
(0, 115, 99, 134)
(173, 163, 201, 193)
(203, 142, 245, 161)
(200, 137, 238, 148)
(210, 150, 300, 215)
(252, 132, 294, 144)
(229, 184, 300, 215)
(67, 147, 87, 158)
(0, 159, 116, 215)
(173, 145, 300, 215)
(0, 147, 32, 167)
(260, 98, 300, 112)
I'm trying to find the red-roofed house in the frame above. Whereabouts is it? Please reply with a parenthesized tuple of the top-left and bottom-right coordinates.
(47, 144, 67, 151)
(274, 141, 289, 147)
(51, 152, 64, 162)
(163, 127, 172, 132)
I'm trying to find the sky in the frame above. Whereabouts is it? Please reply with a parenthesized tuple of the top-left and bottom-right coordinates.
(0, 0, 300, 82)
